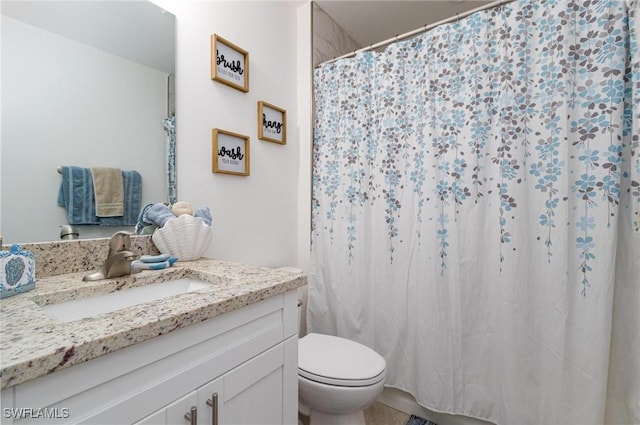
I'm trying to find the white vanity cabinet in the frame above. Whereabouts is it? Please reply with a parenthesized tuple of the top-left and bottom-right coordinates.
(136, 338, 294, 425)
(1, 290, 299, 425)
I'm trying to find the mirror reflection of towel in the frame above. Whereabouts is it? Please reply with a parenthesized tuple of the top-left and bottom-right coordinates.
(91, 167, 124, 217)
(57, 166, 142, 226)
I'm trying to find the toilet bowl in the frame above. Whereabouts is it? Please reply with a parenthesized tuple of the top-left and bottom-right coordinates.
(298, 333, 386, 425)
(277, 267, 387, 425)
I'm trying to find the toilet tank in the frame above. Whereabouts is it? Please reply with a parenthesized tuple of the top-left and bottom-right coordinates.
(278, 267, 306, 336)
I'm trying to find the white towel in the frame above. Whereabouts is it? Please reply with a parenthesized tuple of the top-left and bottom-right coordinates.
(91, 167, 124, 217)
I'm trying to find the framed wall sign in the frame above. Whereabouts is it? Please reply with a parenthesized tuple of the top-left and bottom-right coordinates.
(257, 101, 287, 145)
(212, 129, 250, 176)
(211, 34, 249, 93)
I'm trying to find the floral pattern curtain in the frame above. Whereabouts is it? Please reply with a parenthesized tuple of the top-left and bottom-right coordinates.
(309, 0, 640, 423)
(162, 115, 177, 204)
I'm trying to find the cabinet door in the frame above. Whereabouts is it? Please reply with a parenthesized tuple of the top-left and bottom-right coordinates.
(133, 407, 166, 425)
(198, 343, 285, 425)
(165, 391, 198, 425)
(196, 377, 223, 425)
(132, 391, 197, 425)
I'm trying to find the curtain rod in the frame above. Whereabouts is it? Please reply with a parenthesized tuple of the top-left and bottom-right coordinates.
(317, 0, 517, 67)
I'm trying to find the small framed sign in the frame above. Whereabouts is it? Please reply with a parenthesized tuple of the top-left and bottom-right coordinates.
(257, 101, 287, 145)
(212, 129, 250, 176)
(211, 34, 249, 93)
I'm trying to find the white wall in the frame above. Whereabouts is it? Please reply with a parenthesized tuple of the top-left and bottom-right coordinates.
(1, 15, 168, 243)
(152, 0, 310, 269)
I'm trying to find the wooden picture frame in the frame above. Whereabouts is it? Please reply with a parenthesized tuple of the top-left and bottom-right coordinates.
(212, 129, 250, 176)
(257, 101, 286, 145)
(211, 34, 249, 93)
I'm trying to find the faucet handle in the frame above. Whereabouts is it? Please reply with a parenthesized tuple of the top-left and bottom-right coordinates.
(108, 231, 132, 257)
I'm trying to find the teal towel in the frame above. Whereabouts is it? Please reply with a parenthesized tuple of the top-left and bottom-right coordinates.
(194, 206, 212, 226)
(58, 166, 142, 226)
(57, 166, 98, 224)
(143, 203, 175, 227)
(131, 256, 178, 270)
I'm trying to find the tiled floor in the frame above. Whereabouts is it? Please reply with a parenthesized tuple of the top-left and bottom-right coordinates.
(299, 402, 410, 425)
(364, 403, 411, 425)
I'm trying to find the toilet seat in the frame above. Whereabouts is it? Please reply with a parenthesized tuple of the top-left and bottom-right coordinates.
(298, 333, 386, 387)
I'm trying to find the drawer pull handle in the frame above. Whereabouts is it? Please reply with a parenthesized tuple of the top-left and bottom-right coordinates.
(184, 406, 197, 425)
(206, 393, 219, 425)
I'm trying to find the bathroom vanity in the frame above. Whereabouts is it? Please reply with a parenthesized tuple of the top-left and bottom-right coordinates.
(0, 258, 305, 424)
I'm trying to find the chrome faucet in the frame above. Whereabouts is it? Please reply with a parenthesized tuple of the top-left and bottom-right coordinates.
(83, 231, 137, 281)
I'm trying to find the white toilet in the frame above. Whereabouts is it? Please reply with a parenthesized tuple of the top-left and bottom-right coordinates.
(297, 333, 386, 425)
(278, 267, 387, 425)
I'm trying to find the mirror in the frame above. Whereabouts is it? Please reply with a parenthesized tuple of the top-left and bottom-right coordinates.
(1, 0, 176, 244)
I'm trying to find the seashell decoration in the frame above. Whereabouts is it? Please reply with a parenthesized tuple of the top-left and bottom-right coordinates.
(152, 214, 213, 261)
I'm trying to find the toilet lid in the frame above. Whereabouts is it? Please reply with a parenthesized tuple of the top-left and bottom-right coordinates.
(298, 333, 386, 387)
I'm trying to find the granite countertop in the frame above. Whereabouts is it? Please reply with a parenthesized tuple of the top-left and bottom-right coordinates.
(0, 259, 306, 390)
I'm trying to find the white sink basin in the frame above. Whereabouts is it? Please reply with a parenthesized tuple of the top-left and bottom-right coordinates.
(42, 278, 212, 323)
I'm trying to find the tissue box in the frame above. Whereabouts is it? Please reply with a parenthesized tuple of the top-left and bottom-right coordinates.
(1, 244, 36, 299)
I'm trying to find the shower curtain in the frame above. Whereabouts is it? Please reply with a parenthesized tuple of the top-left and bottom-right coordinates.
(309, 0, 640, 424)
(162, 115, 177, 204)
